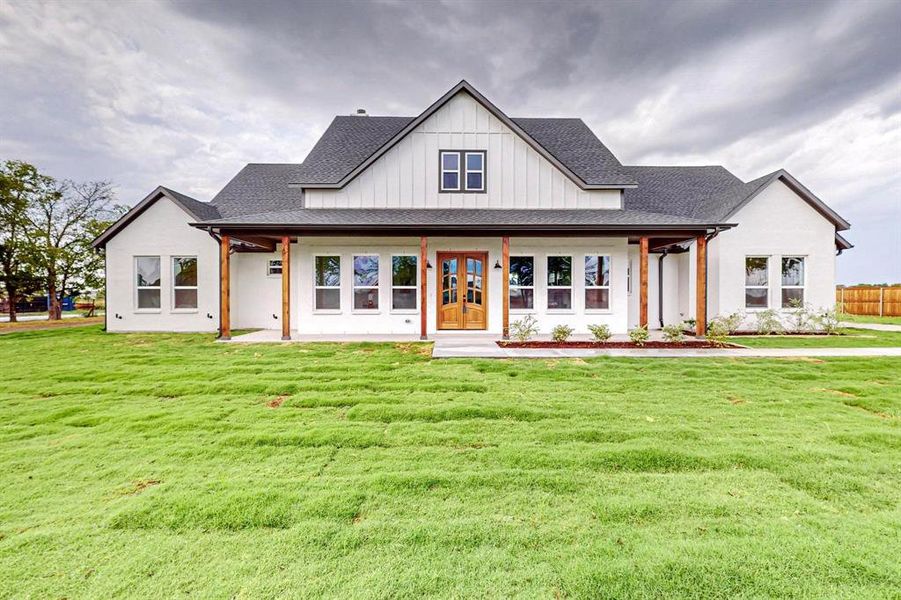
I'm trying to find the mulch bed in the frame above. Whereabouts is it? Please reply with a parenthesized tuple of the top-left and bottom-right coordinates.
(498, 340, 742, 349)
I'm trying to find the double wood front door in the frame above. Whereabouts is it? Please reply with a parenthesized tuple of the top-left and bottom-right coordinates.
(437, 252, 488, 330)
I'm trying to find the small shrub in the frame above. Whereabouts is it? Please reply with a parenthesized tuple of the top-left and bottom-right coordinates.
(509, 315, 539, 342)
(551, 324, 574, 343)
(755, 309, 783, 335)
(661, 323, 684, 343)
(587, 323, 612, 342)
(683, 318, 696, 329)
(720, 311, 744, 334)
(629, 325, 649, 347)
(705, 318, 731, 347)
(817, 307, 841, 335)
(786, 299, 815, 333)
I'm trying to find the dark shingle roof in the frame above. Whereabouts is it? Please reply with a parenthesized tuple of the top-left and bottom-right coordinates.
(514, 118, 634, 186)
(163, 187, 220, 220)
(291, 115, 635, 187)
(622, 166, 744, 221)
(294, 116, 413, 184)
(211, 163, 305, 217)
(194, 207, 713, 229)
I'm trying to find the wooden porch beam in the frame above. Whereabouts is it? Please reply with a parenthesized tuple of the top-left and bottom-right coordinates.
(281, 236, 291, 340)
(696, 235, 707, 336)
(639, 236, 649, 328)
(219, 234, 231, 340)
(420, 236, 428, 340)
(502, 236, 510, 339)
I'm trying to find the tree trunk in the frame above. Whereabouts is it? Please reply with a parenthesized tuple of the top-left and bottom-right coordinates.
(8, 289, 17, 323)
(47, 277, 60, 321)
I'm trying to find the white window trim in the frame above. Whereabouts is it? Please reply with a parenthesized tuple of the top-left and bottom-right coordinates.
(464, 151, 484, 192)
(313, 254, 342, 313)
(780, 255, 806, 308)
(390, 254, 419, 314)
(440, 151, 460, 192)
(267, 259, 282, 277)
(584, 254, 612, 313)
(352, 254, 380, 313)
(509, 255, 535, 314)
(171, 256, 199, 313)
(134, 255, 161, 313)
(546, 255, 574, 313)
(744, 255, 770, 311)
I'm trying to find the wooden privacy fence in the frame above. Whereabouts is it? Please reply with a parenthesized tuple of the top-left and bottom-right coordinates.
(836, 287, 901, 317)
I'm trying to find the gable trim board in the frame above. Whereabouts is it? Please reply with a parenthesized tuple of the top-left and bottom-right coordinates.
(291, 80, 637, 191)
(93, 186, 219, 249)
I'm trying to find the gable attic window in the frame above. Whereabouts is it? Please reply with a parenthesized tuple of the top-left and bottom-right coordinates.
(440, 150, 486, 192)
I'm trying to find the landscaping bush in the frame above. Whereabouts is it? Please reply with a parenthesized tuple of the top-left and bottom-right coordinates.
(786, 299, 816, 333)
(551, 324, 574, 342)
(817, 308, 841, 335)
(721, 311, 744, 334)
(661, 323, 684, 343)
(629, 325, 649, 346)
(755, 309, 783, 335)
(706, 317, 731, 347)
(587, 323, 612, 342)
(509, 315, 539, 342)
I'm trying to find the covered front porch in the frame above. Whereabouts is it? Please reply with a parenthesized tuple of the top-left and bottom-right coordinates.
(202, 221, 723, 342)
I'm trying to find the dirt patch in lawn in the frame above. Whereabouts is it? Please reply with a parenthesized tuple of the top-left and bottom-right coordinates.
(267, 395, 288, 409)
(498, 340, 742, 349)
(120, 479, 161, 496)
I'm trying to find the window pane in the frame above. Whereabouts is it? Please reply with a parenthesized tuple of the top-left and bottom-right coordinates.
(442, 152, 459, 170)
(782, 257, 804, 286)
(174, 289, 198, 309)
(585, 256, 610, 286)
(442, 172, 459, 190)
(585, 288, 610, 310)
(392, 256, 417, 286)
(315, 288, 340, 310)
(745, 257, 768, 286)
(745, 288, 768, 308)
(466, 153, 483, 171)
(392, 288, 417, 310)
(466, 172, 483, 190)
(354, 288, 379, 310)
(509, 257, 534, 287)
(548, 288, 572, 310)
(353, 255, 379, 286)
(136, 257, 160, 287)
(547, 256, 572, 286)
(782, 288, 804, 308)
(173, 257, 197, 287)
(509, 288, 534, 310)
(137, 288, 160, 309)
(315, 256, 340, 286)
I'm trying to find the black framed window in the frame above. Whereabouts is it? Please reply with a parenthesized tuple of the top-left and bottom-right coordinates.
(440, 150, 486, 193)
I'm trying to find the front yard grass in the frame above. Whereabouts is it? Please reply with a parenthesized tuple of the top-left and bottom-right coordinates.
(729, 327, 901, 348)
(839, 313, 901, 326)
(1, 326, 899, 598)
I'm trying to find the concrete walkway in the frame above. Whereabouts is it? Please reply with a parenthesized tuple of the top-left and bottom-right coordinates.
(840, 321, 901, 332)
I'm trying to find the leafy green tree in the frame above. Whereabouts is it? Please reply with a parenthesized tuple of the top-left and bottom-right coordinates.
(0, 161, 48, 322)
(25, 179, 121, 320)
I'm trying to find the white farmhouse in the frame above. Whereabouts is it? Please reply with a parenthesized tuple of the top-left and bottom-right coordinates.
(93, 81, 851, 339)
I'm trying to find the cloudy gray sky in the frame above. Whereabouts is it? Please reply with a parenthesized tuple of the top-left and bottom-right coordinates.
(1, 0, 899, 283)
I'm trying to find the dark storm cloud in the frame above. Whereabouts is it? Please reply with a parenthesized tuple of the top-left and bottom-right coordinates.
(1, 0, 899, 281)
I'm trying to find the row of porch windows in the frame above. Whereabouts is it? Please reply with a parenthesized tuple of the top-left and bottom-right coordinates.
(312, 255, 419, 311)
(509, 255, 611, 311)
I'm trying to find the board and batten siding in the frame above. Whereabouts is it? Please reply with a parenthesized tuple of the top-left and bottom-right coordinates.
(305, 92, 622, 210)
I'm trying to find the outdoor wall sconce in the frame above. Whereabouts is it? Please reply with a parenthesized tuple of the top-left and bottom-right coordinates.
(493, 260, 502, 269)
(272, 313, 278, 320)
(206, 313, 213, 319)
(426, 260, 433, 269)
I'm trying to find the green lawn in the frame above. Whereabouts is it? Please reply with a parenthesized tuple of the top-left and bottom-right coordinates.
(1, 327, 899, 598)
(839, 313, 901, 326)
(729, 327, 901, 348)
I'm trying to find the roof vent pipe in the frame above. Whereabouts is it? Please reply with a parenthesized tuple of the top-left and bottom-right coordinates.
(355, 108, 368, 116)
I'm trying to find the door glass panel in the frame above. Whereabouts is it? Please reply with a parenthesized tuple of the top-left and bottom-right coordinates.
(442, 258, 458, 305)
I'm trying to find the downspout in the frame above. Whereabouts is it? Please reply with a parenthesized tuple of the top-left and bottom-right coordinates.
(658, 249, 667, 328)
(207, 228, 223, 336)
(701, 227, 723, 332)
(103, 251, 108, 332)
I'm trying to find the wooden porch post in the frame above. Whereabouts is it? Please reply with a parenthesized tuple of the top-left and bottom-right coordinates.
(219, 233, 231, 340)
(696, 235, 707, 336)
(281, 236, 291, 340)
(639, 236, 649, 328)
(420, 236, 428, 340)
(502, 236, 510, 339)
